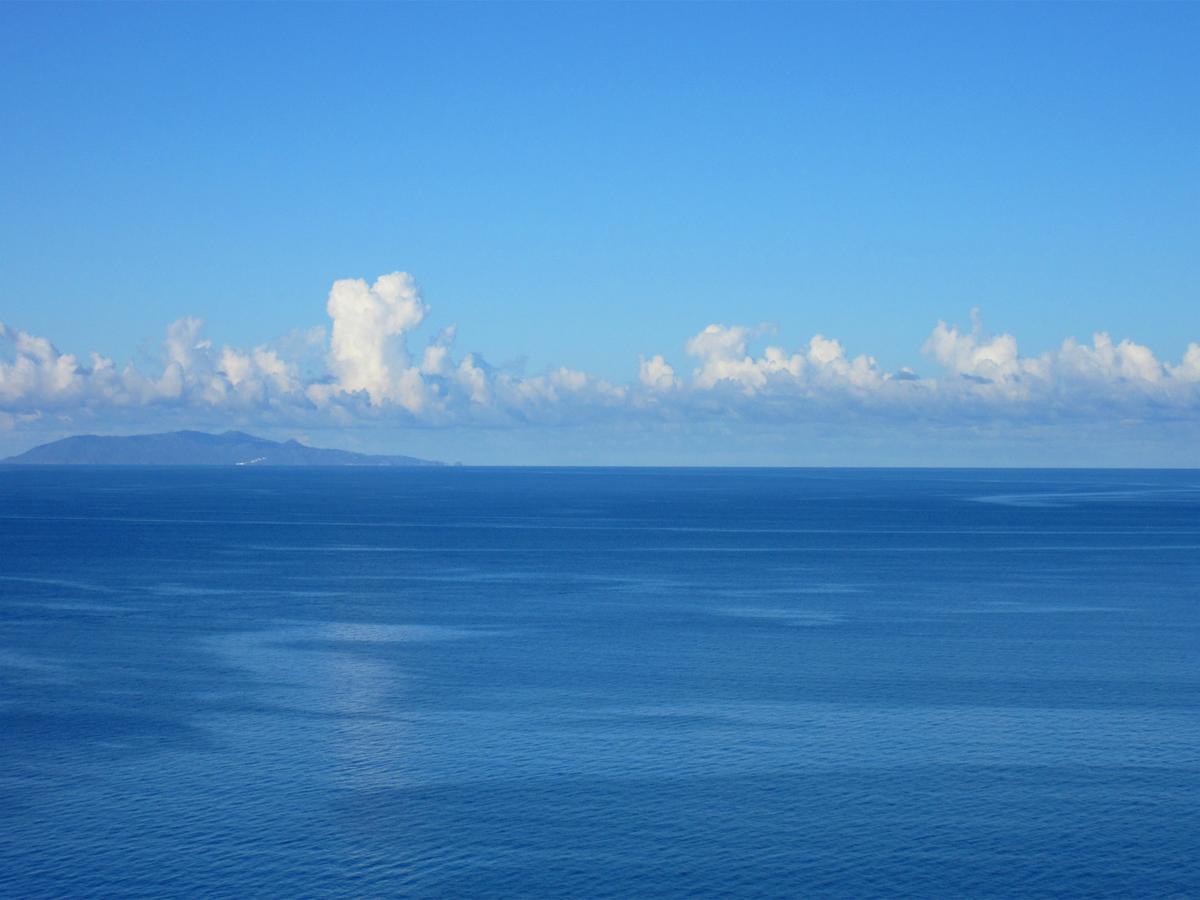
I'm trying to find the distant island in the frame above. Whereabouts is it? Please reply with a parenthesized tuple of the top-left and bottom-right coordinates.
(1, 430, 442, 467)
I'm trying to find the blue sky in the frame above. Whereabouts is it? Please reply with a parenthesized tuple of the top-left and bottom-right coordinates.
(1, 3, 1197, 464)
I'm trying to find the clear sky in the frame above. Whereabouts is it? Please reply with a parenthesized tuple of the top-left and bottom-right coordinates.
(1, 2, 1197, 465)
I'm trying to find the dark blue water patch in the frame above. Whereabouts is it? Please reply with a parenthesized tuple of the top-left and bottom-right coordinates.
(0, 467, 1197, 897)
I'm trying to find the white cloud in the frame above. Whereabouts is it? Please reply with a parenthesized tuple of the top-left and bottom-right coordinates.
(0, 323, 85, 406)
(686, 324, 774, 391)
(455, 354, 490, 406)
(322, 271, 428, 409)
(1171, 343, 1200, 382)
(921, 313, 1048, 386)
(639, 354, 677, 391)
(682, 324, 883, 398)
(2, 274, 1198, 437)
(1057, 333, 1164, 383)
(420, 325, 458, 377)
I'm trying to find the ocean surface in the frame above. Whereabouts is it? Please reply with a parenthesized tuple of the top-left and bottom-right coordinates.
(1, 467, 1197, 897)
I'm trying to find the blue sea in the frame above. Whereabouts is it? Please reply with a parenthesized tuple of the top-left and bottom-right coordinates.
(1, 467, 1197, 897)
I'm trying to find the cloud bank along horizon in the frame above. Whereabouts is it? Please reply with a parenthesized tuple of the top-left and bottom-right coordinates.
(2, 271, 1199, 440)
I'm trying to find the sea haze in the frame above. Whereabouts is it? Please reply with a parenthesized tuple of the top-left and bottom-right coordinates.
(0, 467, 1197, 897)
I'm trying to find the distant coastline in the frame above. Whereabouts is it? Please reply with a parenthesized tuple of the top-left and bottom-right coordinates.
(0, 430, 441, 467)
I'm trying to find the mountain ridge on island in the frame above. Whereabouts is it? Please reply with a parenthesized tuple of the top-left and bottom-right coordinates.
(1, 430, 442, 467)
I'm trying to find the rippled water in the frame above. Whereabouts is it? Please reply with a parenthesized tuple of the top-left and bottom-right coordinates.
(1, 467, 1197, 897)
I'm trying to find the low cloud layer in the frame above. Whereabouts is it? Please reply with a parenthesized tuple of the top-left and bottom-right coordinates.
(3, 271, 1199, 435)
